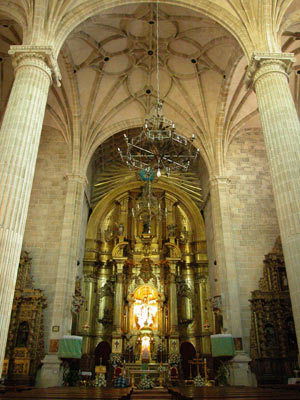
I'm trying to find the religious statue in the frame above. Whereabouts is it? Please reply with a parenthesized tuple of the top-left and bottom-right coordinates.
(134, 295, 157, 329)
(142, 220, 151, 234)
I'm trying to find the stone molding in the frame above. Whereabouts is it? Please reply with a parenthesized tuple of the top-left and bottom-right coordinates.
(209, 176, 230, 188)
(245, 52, 295, 88)
(65, 172, 88, 187)
(8, 45, 61, 87)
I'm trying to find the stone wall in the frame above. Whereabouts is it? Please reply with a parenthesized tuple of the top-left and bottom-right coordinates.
(22, 126, 70, 350)
(225, 128, 279, 351)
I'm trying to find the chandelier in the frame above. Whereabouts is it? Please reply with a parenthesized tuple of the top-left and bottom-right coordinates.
(118, 2, 199, 177)
(131, 177, 168, 234)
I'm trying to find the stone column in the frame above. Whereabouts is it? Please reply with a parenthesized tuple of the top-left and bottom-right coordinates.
(0, 45, 60, 375)
(209, 177, 243, 338)
(210, 177, 252, 385)
(49, 173, 87, 336)
(246, 52, 300, 353)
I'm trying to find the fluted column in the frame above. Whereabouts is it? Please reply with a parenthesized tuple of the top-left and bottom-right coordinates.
(246, 52, 300, 350)
(209, 177, 243, 339)
(49, 173, 87, 337)
(0, 45, 60, 375)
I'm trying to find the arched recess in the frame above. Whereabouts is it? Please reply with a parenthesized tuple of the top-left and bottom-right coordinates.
(86, 180, 206, 243)
(94, 341, 111, 367)
(53, 1, 251, 61)
(180, 341, 196, 379)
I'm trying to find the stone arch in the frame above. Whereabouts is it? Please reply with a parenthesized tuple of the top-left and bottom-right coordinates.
(53, 1, 251, 61)
(83, 119, 212, 177)
(0, 6, 25, 34)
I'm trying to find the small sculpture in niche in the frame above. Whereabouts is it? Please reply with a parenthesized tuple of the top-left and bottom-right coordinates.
(16, 321, 29, 347)
(118, 223, 124, 236)
(264, 323, 277, 350)
(143, 220, 151, 234)
(167, 224, 176, 237)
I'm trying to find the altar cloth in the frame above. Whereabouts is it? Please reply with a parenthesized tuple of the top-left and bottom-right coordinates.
(211, 334, 235, 357)
(58, 335, 82, 359)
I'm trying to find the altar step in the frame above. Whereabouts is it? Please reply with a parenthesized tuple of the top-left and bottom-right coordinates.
(131, 388, 172, 399)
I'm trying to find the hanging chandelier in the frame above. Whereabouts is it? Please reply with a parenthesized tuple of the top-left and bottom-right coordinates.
(131, 178, 168, 225)
(118, 2, 199, 177)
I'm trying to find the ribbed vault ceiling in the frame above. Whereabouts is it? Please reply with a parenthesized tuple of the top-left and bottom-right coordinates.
(0, 2, 300, 176)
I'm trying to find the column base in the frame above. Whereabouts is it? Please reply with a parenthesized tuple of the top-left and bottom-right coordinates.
(35, 354, 63, 388)
(228, 351, 255, 386)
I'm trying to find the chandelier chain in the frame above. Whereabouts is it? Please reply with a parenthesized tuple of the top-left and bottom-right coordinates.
(156, 0, 160, 110)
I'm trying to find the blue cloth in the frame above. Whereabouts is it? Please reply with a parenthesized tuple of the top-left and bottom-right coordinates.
(113, 376, 129, 388)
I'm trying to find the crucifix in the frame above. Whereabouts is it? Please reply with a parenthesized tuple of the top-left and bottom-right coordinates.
(188, 353, 208, 382)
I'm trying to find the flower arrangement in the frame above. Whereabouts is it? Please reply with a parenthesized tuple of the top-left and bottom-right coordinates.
(193, 375, 205, 387)
(110, 353, 122, 367)
(157, 342, 164, 352)
(138, 375, 155, 389)
(216, 361, 230, 386)
(157, 364, 165, 373)
(94, 373, 106, 387)
(169, 353, 181, 366)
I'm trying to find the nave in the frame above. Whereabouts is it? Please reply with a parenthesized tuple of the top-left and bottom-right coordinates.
(1, 386, 300, 400)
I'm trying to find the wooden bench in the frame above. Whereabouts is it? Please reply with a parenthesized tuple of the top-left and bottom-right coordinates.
(0, 386, 132, 399)
(168, 386, 300, 400)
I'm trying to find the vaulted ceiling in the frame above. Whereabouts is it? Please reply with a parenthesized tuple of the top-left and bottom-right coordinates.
(1, 2, 300, 176)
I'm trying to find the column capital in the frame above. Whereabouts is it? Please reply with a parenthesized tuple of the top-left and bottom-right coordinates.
(245, 52, 295, 88)
(8, 45, 61, 87)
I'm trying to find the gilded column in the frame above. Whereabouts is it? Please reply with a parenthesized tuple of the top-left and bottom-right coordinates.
(112, 261, 125, 353)
(168, 262, 179, 352)
(246, 52, 300, 351)
(209, 177, 243, 339)
(194, 264, 212, 354)
(0, 45, 60, 374)
(79, 264, 98, 354)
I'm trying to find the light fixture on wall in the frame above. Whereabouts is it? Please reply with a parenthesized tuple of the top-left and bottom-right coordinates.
(118, 2, 199, 177)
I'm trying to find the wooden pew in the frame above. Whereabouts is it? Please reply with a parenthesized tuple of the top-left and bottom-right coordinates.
(0, 386, 133, 399)
(168, 386, 300, 400)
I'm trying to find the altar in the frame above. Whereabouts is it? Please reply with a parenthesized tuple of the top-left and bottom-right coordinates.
(76, 181, 213, 381)
(125, 363, 168, 388)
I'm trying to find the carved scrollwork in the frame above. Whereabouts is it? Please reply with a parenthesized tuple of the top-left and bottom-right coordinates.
(249, 237, 298, 384)
(98, 278, 115, 298)
(98, 307, 113, 326)
(138, 258, 157, 284)
(176, 277, 192, 299)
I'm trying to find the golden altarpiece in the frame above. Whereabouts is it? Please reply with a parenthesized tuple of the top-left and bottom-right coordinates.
(3, 251, 47, 384)
(249, 238, 298, 384)
(77, 181, 213, 372)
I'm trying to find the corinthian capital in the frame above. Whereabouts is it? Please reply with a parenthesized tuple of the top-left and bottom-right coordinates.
(245, 52, 295, 88)
(8, 45, 61, 86)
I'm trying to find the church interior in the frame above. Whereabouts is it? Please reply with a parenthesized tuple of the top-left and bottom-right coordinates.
(1, 1, 300, 398)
